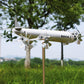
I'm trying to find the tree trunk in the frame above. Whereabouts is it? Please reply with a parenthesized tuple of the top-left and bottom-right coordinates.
(61, 42, 64, 67)
(25, 45, 31, 68)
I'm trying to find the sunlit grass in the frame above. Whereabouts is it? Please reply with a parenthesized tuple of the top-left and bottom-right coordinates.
(0, 59, 84, 84)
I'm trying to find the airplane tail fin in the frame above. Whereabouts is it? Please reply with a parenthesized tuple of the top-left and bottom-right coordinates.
(15, 17, 20, 27)
(14, 17, 22, 31)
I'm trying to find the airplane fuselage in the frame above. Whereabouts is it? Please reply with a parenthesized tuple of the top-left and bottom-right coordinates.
(14, 27, 77, 44)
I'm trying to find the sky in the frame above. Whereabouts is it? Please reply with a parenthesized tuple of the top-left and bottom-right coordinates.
(1, 22, 84, 60)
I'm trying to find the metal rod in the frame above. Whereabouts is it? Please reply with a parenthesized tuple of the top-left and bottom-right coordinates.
(61, 42, 64, 67)
(42, 47, 45, 84)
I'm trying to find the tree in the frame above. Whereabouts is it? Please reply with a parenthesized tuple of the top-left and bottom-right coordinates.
(47, 0, 84, 66)
(0, 0, 50, 68)
(1, 0, 84, 68)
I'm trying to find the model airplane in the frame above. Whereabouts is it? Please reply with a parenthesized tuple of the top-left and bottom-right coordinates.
(13, 19, 83, 46)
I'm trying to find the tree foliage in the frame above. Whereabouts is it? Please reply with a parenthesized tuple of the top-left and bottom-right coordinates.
(0, 0, 50, 29)
(45, 0, 84, 30)
(0, 0, 51, 41)
(0, 0, 84, 38)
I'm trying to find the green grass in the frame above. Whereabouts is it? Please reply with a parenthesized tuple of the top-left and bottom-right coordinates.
(0, 59, 84, 84)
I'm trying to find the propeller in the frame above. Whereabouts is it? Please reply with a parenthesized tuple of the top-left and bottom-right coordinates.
(17, 37, 34, 50)
(17, 38, 25, 48)
(77, 34, 84, 44)
(42, 37, 52, 49)
(74, 29, 84, 44)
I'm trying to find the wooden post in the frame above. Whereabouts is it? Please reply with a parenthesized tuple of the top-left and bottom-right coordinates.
(42, 47, 45, 84)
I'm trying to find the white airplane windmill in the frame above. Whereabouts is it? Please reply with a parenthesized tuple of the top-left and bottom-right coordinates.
(13, 19, 84, 47)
